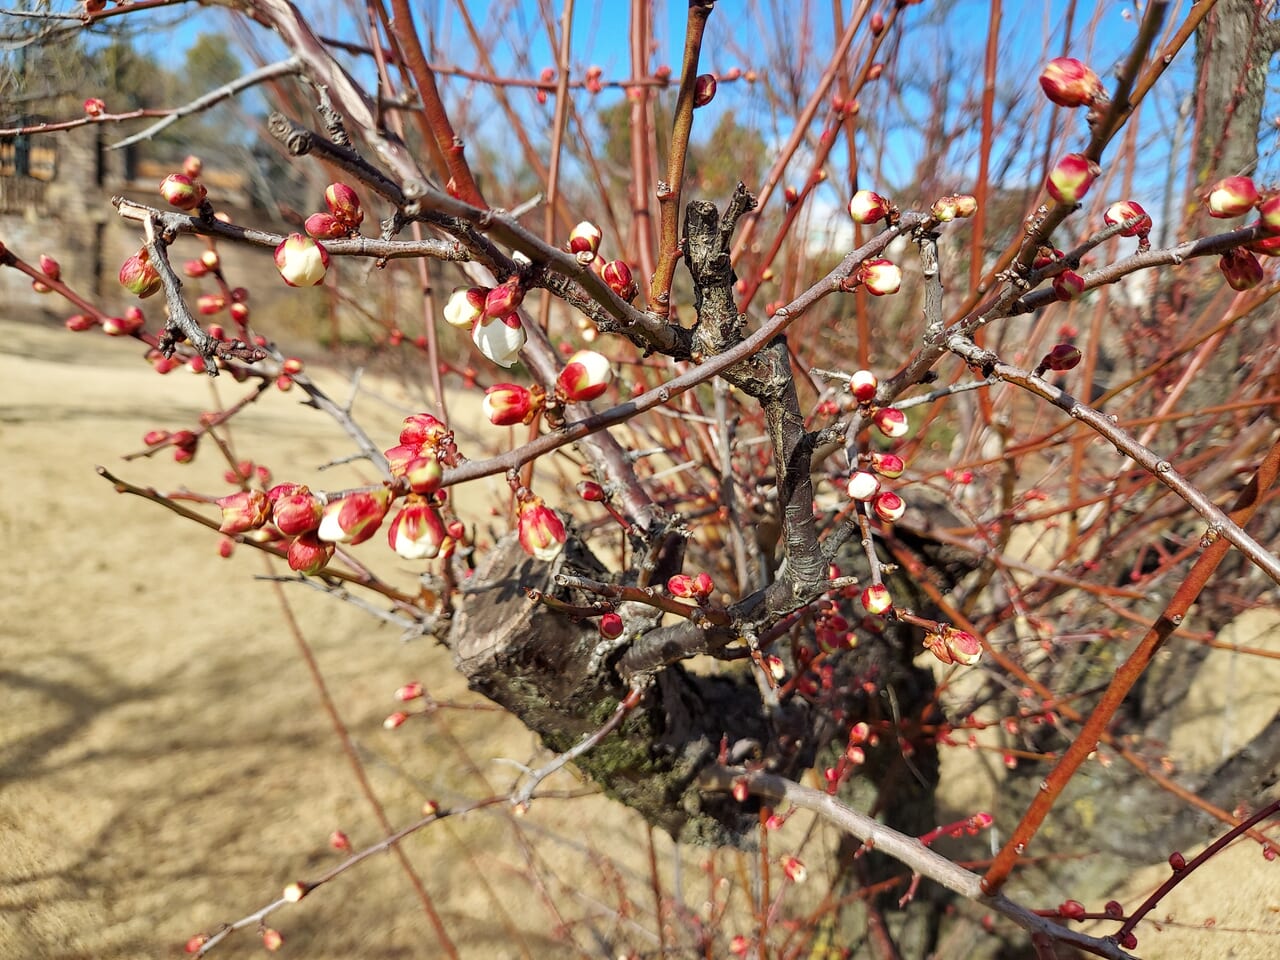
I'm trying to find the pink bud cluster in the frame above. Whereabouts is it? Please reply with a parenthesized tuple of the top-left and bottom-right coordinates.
(1197, 176, 1280, 290)
(305, 183, 364, 240)
(668, 572, 715, 602)
(923, 625, 983, 666)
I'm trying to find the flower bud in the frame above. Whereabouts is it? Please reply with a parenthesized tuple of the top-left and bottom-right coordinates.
(262, 928, 284, 952)
(517, 496, 566, 561)
(83, 97, 106, 117)
(38, 254, 60, 282)
(1246, 230, 1280, 257)
(1219, 247, 1264, 291)
(183, 258, 208, 278)
(182, 154, 202, 177)
(870, 451, 905, 478)
(383, 711, 409, 729)
(577, 480, 606, 502)
(159, 173, 206, 210)
(858, 258, 901, 296)
(274, 233, 329, 286)
(1204, 176, 1258, 218)
(1257, 195, 1280, 234)
(305, 211, 349, 239)
(568, 220, 603, 263)
(118, 251, 162, 299)
(215, 490, 271, 534)
(483, 383, 537, 426)
(388, 499, 447, 560)
(931, 196, 960, 221)
(200, 249, 220, 270)
(1046, 153, 1099, 205)
(66, 314, 96, 332)
(473, 312, 526, 368)
(781, 856, 807, 883)
(400, 413, 448, 447)
(924, 626, 982, 666)
(196, 293, 225, 315)
(1058, 901, 1087, 922)
(287, 532, 333, 574)
(324, 182, 363, 229)
(317, 489, 391, 545)
(667, 574, 696, 598)
(872, 406, 909, 438)
(872, 490, 906, 522)
(846, 471, 881, 501)
(184, 935, 208, 953)
(1041, 343, 1082, 372)
(396, 682, 424, 702)
(848, 189, 891, 224)
(1103, 199, 1152, 237)
(601, 259, 637, 300)
(860, 583, 893, 615)
(952, 194, 977, 217)
(557, 349, 612, 402)
(272, 490, 323, 536)
(1038, 57, 1104, 107)
(599, 612, 624, 640)
(585, 65, 604, 94)
(1052, 269, 1086, 301)
(848, 368, 878, 403)
(383, 442, 425, 478)
(484, 278, 525, 318)
(693, 73, 717, 107)
(443, 286, 488, 327)
(405, 455, 444, 494)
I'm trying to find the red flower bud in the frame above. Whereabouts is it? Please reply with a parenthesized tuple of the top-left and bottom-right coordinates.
(1041, 343, 1082, 372)
(1046, 153, 1099, 205)
(324, 182, 363, 229)
(1058, 900, 1087, 922)
(1038, 57, 1104, 107)
(781, 856, 807, 883)
(858, 258, 901, 296)
(83, 97, 106, 117)
(1103, 199, 1152, 238)
(287, 532, 333, 575)
(1052, 269, 1086, 301)
(872, 406, 909, 438)
(568, 220, 603, 263)
(601, 259, 637, 300)
(484, 278, 525, 319)
(196, 293, 226, 315)
(396, 681, 424, 702)
(1204, 176, 1259, 218)
(846, 471, 881, 501)
(1219, 248, 1264, 291)
(517, 496, 566, 561)
(1258, 195, 1280, 234)
(272, 490, 323, 537)
(159, 173, 206, 210)
(860, 584, 893, 615)
(483, 383, 538, 426)
(262, 928, 284, 952)
(849, 369, 878, 403)
(388, 499, 447, 560)
(65, 314, 96, 332)
(872, 490, 906, 522)
(870, 452, 905, 478)
(317, 489, 391, 545)
(118, 251, 161, 299)
(599, 612, 624, 639)
(215, 490, 271, 535)
(576, 480, 606, 502)
(39, 254, 61, 281)
(405, 455, 444, 494)
(848, 189, 891, 224)
(182, 155, 202, 178)
(557, 349, 612, 402)
(693, 73, 717, 107)
(305, 211, 349, 239)
(1168, 851, 1186, 871)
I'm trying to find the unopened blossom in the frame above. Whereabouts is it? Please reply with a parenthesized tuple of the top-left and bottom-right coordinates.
(849, 368, 878, 403)
(287, 533, 333, 575)
(872, 490, 906, 522)
(925, 626, 983, 666)
(1052, 269, 1086, 301)
(483, 383, 538, 426)
(400, 413, 449, 447)
(274, 233, 329, 286)
(317, 489, 391, 545)
(870, 451, 905, 478)
(396, 681, 424, 702)
(443, 286, 488, 327)
(952, 194, 978, 217)
(1219, 248, 1264, 291)
(215, 490, 271, 534)
(405, 455, 444, 494)
(693, 73, 717, 107)
(83, 97, 106, 116)
(304, 212, 349, 239)
(384, 442, 427, 478)
(872, 406, 909, 438)
(102, 313, 144, 336)
(473, 312, 526, 368)
(517, 495, 566, 561)
(557, 349, 612, 402)
(1038, 57, 1104, 108)
(38, 254, 60, 282)
(858, 258, 901, 296)
(599, 612, 624, 640)
(387, 499, 447, 560)
(1047, 154, 1099, 205)
(324, 182, 363, 229)
(1103, 199, 1152, 238)
(1204, 176, 1259, 218)
(1040, 343, 1082, 372)
(118, 251, 161, 298)
(846, 471, 881, 501)
(159, 173, 206, 210)
(848, 189, 891, 224)
(383, 711, 408, 729)
(1257, 195, 1280, 234)
(271, 489, 323, 537)
(601, 260, 637, 300)
(484, 278, 525, 319)
(568, 220, 603, 263)
(781, 856, 807, 883)
(262, 928, 283, 952)
(860, 583, 893, 615)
